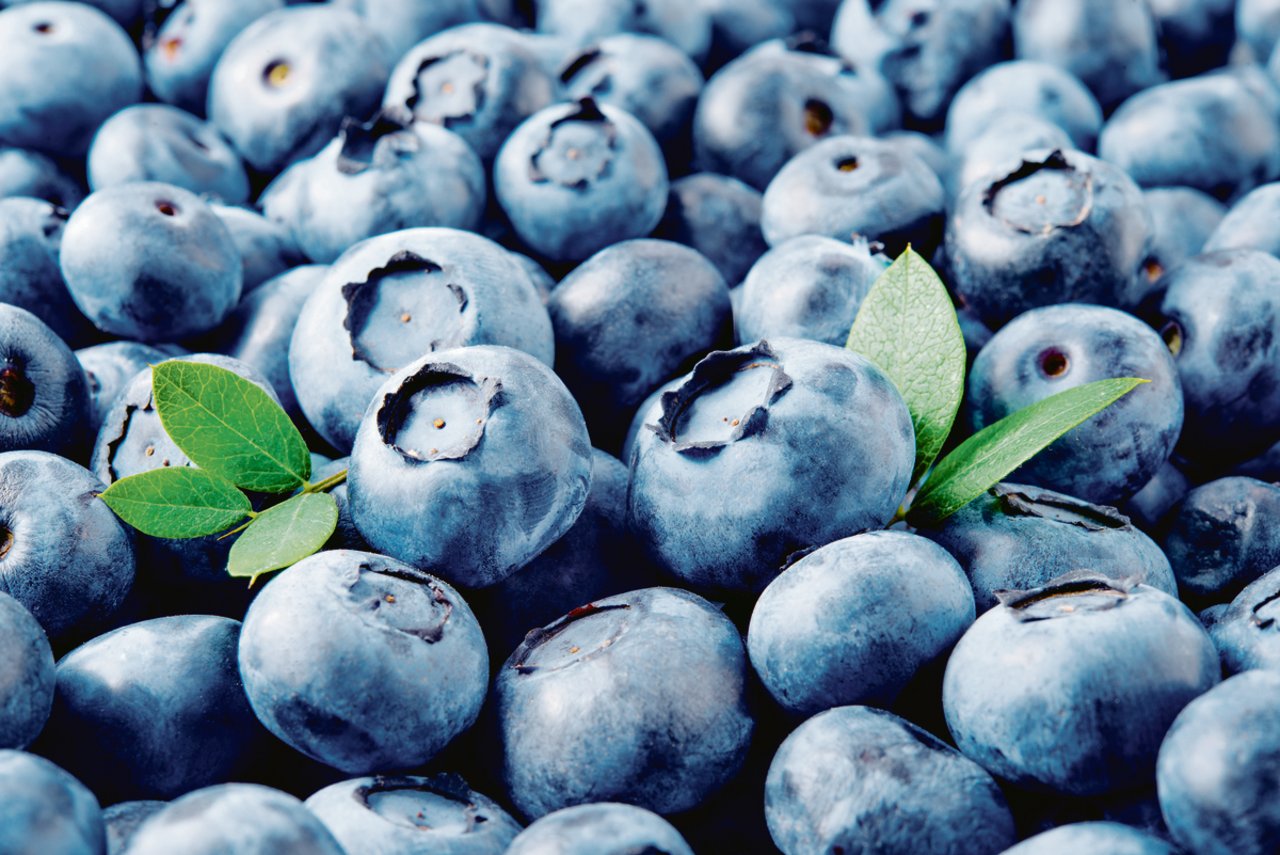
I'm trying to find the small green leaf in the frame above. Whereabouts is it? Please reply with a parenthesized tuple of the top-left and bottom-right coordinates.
(99, 468, 252, 539)
(227, 492, 338, 584)
(908, 377, 1148, 527)
(152, 360, 310, 493)
(847, 247, 967, 485)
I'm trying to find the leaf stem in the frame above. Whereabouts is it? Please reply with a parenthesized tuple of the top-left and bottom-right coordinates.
(304, 468, 348, 495)
(218, 516, 255, 540)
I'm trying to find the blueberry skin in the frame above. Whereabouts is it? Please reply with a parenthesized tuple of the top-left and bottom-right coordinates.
(748, 531, 975, 717)
(967, 304, 1183, 504)
(653, 172, 767, 286)
(1205, 565, 1280, 674)
(239, 550, 488, 773)
(1240, 0, 1280, 60)
(39, 615, 268, 802)
(0, 592, 53, 749)
(1098, 72, 1280, 202)
(86, 105, 248, 204)
(628, 338, 914, 593)
(0, 750, 105, 855)
(289, 228, 552, 453)
(830, 0, 1013, 130)
(559, 34, 704, 156)
(1002, 822, 1177, 855)
(1141, 187, 1226, 284)
(765, 706, 1016, 855)
(103, 801, 164, 855)
(207, 5, 390, 175)
(333, 0, 496, 63)
(0, 3, 142, 158)
(535, 0, 712, 64)
(144, 0, 283, 117)
(762, 134, 944, 256)
(1012, 0, 1163, 111)
(1157, 671, 1280, 855)
(1202, 182, 1280, 259)
(947, 113, 1074, 200)
(0, 147, 83, 208)
(920, 483, 1177, 613)
(506, 803, 693, 855)
(735, 235, 888, 347)
(1151, 0, 1235, 78)
(884, 129, 950, 180)
(944, 60, 1103, 154)
(495, 99, 669, 263)
(943, 572, 1220, 796)
(496, 587, 753, 819)
(261, 115, 485, 264)
(1161, 477, 1280, 606)
(76, 341, 168, 437)
(382, 24, 556, 163)
(348, 346, 591, 588)
(210, 203, 307, 294)
(0, 197, 94, 346)
(125, 783, 344, 855)
(60, 182, 242, 341)
(944, 148, 1152, 329)
(549, 238, 732, 448)
(305, 774, 522, 855)
(1121, 460, 1191, 536)
(469, 449, 661, 659)
(1148, 251, 1280, 465)
(0, 451, 134, 640)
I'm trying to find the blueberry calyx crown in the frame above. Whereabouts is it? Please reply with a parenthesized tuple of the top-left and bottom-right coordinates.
(559, 48, 603, 85)
(527, 97, 618, 189)
(982, 149, 1095, 236)
(402, 48, 491, 126)
(335, 111, 414, 176)
(994, 485, 1132, 532)
(353, 773, 491, 832)
(1252, 586, 1280, 630)
(374, 361, 501, 463)
(348, 561, 455, 644)
(509, 601, 632, 675)
(0, 361, 34, 419)
(995, 570, 1137, 623)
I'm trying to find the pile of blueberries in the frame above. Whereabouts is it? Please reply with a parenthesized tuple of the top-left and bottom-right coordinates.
(5, 0, 1280, 852)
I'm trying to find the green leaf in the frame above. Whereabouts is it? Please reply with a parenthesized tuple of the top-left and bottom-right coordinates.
(908, 377, 1149, 527)
(227, 492, 338, 585)
(152, 360, 310, 493)
(847, 247, 967, 485)
(99, 468, 252, 539)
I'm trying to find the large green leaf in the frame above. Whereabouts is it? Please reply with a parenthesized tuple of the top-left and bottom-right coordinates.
(99, 468, 252, 539)
(227, 492, 338, 585)
(908, 377, 1148, 527)
(152, 360, 310, 493)
(847, 247, 967, 485)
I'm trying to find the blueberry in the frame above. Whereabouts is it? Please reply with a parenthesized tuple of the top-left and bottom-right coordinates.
(947, 113, 1073, 200)
(1151, 0, 1236, 78)
(238, 549, 489, 773)
(967, 303, 1183, 504)
(0, 147, 84, 208)
(1161, 476, 1280, 606)
(333, 0, 493, 63)
(535, 0, 712, 65)
(1013, 0, 1163, 111)
(306, 773, 521, 855)
(261, 113, 485, 264)
(919, 483, 1177, 613)
(945, 148, 1152, 329)
(944, 60, 1103, 154)
(761, 134, 945, 256)
(765, 705, 1016, 855)
(210, 203, 307, 294)
(1001, 821, 1177, 855)
(347, 345, 591, 588)
(143, 0, 284, 117)
(0, 2, 142, 158)
(1146, 250, 1280, 466)
(1157, 671, 1280, 855)
(1121, 460, 1191, 537)
(0, 592, 52, 750)
(698, 0, 795, 64)
(628, 338, 914, 593)
(747, 530, 975, 716)
(382, 24, 556, 163)
(87, 104, 249, 204)
(943, 571, 1220, 795)
(1239, 0, 1280, 61)
(1140, 187, 1226, 285)
(1098, 71, 1280, 201)
(60, 182, 242, 341)
(495, 98, 669, 262)
(0, 197, 94, 346)
(734, 235, 888, 347)
(1204, 565, 1280, 674)
(125, 783, 344, 854)
(883, 128, 950, 180)
(289, 228, 552, 453)
(103, 801, 165, 855)
(1202, 182, 1280, 259)
(506, 803, 694, 855)
(38, 615, 268, 802)
(496, 587, 753, 818)
(549, 238, 732, 449)
(0, 750, 104, 855)
(653, 172, 768, 286)
(207, 5, 390, 175)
